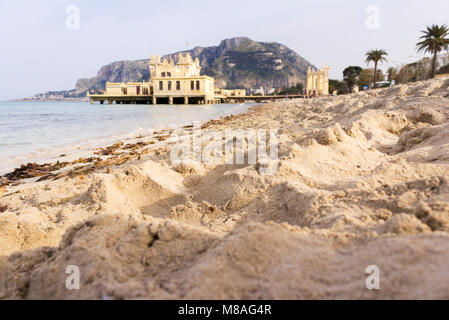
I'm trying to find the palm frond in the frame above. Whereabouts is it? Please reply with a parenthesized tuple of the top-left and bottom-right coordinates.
(365, 49, 388, 65)
(416, 24, 449, 54)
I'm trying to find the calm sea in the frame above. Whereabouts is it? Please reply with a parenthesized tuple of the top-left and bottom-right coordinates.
(0, 101, 252, 174)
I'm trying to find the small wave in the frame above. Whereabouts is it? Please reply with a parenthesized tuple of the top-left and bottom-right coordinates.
(0, 142, 32, 147)
(0, 102, 253, 174)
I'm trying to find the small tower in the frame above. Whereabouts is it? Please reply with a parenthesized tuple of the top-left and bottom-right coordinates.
(306, 63, 330, 97)
(149, 55, 162, 79)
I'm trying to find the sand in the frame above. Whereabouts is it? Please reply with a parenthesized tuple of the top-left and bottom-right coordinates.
(1, 77, 449, 299)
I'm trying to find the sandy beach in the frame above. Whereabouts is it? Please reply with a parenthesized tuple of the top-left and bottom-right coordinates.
(1, 77, 449, 299)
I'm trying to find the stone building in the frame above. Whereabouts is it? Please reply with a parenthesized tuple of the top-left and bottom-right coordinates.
(215, 88, 247, 98)
(306, 64, 329, 97)
(104, 53, 215, 104)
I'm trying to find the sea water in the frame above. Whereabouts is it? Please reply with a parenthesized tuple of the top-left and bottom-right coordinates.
(0, 101, 253, 174)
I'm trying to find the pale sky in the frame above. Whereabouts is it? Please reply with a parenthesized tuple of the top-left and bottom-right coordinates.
(1, 0, 448, 100)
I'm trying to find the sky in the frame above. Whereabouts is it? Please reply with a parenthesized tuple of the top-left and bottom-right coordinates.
(0, 0, 448, 100)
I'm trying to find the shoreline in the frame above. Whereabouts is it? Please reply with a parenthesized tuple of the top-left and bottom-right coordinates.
(0, 104, 260, 193)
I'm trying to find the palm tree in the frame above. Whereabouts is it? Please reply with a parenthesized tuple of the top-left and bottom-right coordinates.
(416, 24, 449, 79)
(365, 49, 388, 88)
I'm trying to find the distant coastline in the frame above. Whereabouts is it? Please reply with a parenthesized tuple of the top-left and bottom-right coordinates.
(12, 88, 88, 103)
(10, 97, 89, 103)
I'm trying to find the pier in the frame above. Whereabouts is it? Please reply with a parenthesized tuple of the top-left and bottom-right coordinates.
(88, 93, 303, 105)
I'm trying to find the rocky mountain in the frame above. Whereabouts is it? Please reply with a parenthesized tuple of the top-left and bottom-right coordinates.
(75, 60, 150, 94)
(75, 37, 314, 94)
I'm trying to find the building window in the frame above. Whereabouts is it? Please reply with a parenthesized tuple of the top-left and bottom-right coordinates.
(176, 81, 180, 91)
(122, 87, 127, 95)
(196, 81, 200, 90)
(161, 72, 166, 77)
(191, 81, 194, 90)
(168, 81, 172, 91)
(167, 72, 172, 77)
(159, 81, 163, 90)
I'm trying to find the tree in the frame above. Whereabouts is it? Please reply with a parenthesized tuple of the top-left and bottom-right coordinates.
(365, 49, 388, 88)
(377, 70, 385, 82)
(329, 79, 346, 94)
(357, 69, 384, 88)
(414, 61, 429, 81)
(356, 69, 373, 88)
(416, 24, 449, 79)
(387, 67, 398, 82)
(278, 83, 303, 95)
(395, 58, 433, 83)
(295, 82, 304, 92)
(343, 66, 362, 92)
(396, 65, 412, 84)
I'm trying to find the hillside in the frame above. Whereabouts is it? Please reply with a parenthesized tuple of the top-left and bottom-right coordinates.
(75, 37, 313, 94)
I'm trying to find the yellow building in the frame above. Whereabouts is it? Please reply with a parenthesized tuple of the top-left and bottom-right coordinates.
(306, 64, 329, 97)
(214, 88, 247, 98)
(102, 53, 215, 105)
(105, 82, 152, 96)
(150, 53, 215, 104)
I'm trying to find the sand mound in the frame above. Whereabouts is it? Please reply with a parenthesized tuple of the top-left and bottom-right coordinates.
(2, 217, 449, 299)
(81, 160, 186, 215)
(1, 78, 449, 299)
